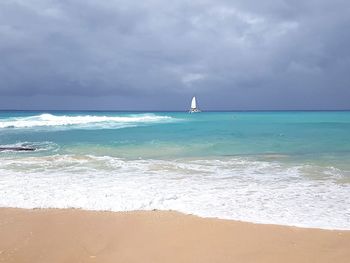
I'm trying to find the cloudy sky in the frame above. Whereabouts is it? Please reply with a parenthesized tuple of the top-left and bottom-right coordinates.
(0, 0, 349, 110)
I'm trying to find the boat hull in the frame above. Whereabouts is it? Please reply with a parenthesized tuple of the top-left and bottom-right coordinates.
(189, 108, 201, 113)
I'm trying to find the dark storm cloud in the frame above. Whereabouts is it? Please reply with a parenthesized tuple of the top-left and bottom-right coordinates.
(0, 0, 349, 110)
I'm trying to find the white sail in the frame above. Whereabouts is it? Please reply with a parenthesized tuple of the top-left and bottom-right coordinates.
(189, 96, 201, 113)
(191, 96, 197, 109)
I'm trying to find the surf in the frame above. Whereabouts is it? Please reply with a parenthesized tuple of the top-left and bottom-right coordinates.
(0, 113, 175, 129)
(0, 154, 349, 230)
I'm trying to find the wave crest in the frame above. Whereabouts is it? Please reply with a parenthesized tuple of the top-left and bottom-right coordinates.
(0, 113, 174, 129)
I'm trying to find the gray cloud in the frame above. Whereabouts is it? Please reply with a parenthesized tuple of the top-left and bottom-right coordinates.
(0, 0, 349, 110)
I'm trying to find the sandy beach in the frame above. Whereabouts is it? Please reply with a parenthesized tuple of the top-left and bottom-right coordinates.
(0, 208, 349, 263)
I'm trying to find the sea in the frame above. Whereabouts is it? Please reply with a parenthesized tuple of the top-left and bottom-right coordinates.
(0, 111, 349, 230)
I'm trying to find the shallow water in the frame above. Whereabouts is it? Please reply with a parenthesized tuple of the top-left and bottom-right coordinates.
(0, 111, 349, 229)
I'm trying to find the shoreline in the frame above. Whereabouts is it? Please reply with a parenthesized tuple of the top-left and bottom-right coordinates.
(1, 208, 349, 263)
(0, 207, 348, 231)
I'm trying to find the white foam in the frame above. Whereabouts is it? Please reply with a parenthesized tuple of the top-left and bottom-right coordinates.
(0, 113, 175, 129)
(0, 155, 349, 230)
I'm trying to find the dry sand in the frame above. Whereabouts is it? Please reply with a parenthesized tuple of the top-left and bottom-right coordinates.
(0, 208, 349, 263)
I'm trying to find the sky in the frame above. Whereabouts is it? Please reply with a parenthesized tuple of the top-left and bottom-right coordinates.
(0, 0, 350, 110)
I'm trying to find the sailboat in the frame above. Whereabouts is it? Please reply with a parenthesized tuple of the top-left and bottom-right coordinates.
(189, 96, 201, 113)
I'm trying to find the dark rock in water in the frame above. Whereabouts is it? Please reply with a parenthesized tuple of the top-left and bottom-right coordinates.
(0, 147, 36, 152)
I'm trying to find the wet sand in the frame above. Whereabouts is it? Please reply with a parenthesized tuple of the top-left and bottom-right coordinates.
(0, 208, 349, 263)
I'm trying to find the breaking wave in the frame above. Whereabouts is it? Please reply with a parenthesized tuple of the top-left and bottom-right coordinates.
(0, 154, 349, 230)
(0, 113, 175, 129)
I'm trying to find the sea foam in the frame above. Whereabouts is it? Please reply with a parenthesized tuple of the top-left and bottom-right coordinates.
(0, 154, 349, 230)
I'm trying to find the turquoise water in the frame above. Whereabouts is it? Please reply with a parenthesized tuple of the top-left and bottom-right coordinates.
(1, 111, 350, 159)
(0, 111, 349, 229)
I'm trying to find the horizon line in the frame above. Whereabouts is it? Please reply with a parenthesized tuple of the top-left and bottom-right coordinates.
(0, 109, 350, 112)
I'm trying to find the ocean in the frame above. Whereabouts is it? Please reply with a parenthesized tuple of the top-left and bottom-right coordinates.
(0, 111, 349, 229)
